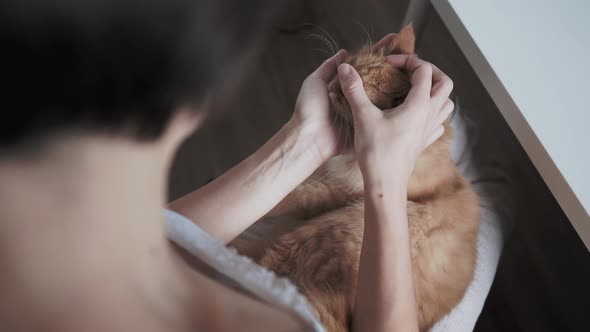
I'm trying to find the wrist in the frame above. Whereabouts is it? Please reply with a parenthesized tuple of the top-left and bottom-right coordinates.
(279, 119, 327, 168)
(363, 178, 408, 230)
(363, 176, 408, 200)
(360, 160, 412, 189)
(285, 117, 336, 164)
(358, 149, 415, 189)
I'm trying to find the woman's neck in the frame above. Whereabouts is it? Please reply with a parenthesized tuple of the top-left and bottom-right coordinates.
(0, 136, 200, 331)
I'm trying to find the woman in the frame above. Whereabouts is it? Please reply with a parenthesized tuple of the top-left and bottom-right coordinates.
(0, 1, 452, 331)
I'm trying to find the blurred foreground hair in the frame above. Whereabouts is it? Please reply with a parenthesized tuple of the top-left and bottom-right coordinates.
(0, 0, 273, 156)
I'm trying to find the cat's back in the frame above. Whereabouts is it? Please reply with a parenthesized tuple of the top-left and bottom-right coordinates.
(258, 201, 365, 332)
(409, 173, 480, 329)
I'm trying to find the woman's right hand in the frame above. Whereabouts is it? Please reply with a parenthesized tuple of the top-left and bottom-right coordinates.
(336, 55, 454, 187)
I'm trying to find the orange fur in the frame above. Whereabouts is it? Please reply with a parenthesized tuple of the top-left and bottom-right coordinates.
(231, 25, 480, 331)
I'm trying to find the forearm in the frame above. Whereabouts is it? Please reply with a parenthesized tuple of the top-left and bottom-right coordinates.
(353, 177, 419, 332)
(169, 120, 326, 243)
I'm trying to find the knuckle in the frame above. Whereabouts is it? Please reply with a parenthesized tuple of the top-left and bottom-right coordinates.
(447, 100, 455, 109)
(319, 58, 331, 69)
(445, 77, 454, 90)
(409, 55, 422, 66)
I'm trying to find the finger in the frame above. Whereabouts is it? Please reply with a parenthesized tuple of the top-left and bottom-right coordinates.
(385, 55, 444, 80)
(428, 99, 453, 134)
(386, 55, 447, 83)
(425, 126, 445, 148)
(430, 64, 453, 108)
(403, 62, 433, 107)
(337, 63, 378, 121)
(312, 49, 349, 82)
(435, 99, 454, 125)
(385, 54, 432, 75)
(386, 55, 453, 110)
(384, 54, 418, 69)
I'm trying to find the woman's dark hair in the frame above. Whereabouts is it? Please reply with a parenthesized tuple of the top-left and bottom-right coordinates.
(0, 0, 271, 154)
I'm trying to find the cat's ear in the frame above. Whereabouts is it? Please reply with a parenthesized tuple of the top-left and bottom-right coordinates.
(389, 24, 415, 54)
(373, 33, 397, 51)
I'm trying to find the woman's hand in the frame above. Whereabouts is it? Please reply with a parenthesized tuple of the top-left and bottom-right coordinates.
(337, 55, 454, 186)
(289, 49, 348, 161)
(170, 51, 353, 242)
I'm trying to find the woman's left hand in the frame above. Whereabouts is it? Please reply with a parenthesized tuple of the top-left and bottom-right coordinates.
(289, 49, 348, 161)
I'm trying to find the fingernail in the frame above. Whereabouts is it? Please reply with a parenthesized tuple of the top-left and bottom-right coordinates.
(338, 64, 351, 78)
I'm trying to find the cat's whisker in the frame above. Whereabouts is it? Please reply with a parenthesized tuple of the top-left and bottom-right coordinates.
(311, 48, 333, 57)
(304, 23, 339, 55)
(340, 113, 352, 149)
(308, 152, 339, 185)
(336, 113, 345, 146)
(355, 21, 374, 48)
(321, 155, 341, 181)
(340, 116, 352, 155)
(313, 24, 340, 54)
(327, 105, 341, 144)
(306, 33, 331, 46)
(329, 108, 339, 130)
(307, 33, 336, 55)
(311, 164, 335, 185)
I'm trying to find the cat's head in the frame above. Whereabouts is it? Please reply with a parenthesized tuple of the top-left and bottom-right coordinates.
(328, 25, 415, 145)
(324, 26, 456, 197)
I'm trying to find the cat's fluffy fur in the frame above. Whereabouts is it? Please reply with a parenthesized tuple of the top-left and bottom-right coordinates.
(231, 26, 480, 331)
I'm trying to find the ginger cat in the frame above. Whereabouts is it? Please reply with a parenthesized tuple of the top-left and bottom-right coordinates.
(231, 25, 480, 331)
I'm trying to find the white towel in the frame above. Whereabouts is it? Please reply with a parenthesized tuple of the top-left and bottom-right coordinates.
(164, 209, 325, 332)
